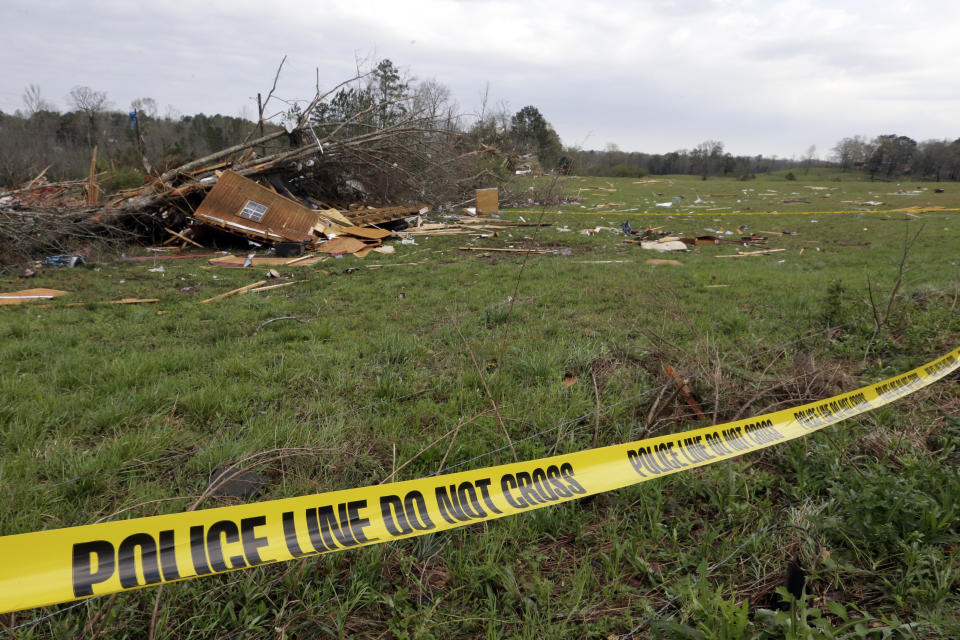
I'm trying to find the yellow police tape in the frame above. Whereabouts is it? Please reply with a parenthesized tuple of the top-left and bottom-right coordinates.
(1, 348, 957, 613)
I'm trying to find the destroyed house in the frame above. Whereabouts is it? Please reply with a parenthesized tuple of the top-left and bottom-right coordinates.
(193, 170, 324, 244)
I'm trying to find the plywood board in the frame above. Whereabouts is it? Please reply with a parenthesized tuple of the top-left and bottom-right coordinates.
(316, 236, 368, 255)
(476, 188, 499, 215)
(0, 288, 68, 305)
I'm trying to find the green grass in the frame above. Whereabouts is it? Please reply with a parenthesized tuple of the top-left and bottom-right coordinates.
(507, 170, 960, 215)
(1, 190, 959, 638)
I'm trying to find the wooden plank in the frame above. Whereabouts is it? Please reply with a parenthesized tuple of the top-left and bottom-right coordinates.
(208, 255, 326, 267)
(201, 280, 268, 304)
(87, 145, 99, 205)
(163, 227, 204, 249)
(248, 281, 299, 293)
(476, 188, 499, 215)
(63, 298, 160, 307)
(715, 248, 786, 258)
(0, 288, 69, 305)
(341, 226, 392, 240)
(284, 253, 318, 265)
(458, 247, 549, 254)
(317, 236, 367, 255)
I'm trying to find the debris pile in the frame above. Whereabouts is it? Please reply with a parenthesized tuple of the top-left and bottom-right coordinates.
(1, 69, 488, 265)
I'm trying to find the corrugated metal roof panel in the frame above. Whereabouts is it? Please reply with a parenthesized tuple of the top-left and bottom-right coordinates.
(193, 170, 322, 244)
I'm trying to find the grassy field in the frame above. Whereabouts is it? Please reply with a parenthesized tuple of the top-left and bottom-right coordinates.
(506, 170, 960, 215)
(1, 173, 959, 638)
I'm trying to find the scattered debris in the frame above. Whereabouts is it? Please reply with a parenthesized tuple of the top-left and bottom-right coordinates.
(458, 247, 551, 255)
(209, 254, 326, 267)
(716, 249, 787, 259)
(201, 280, 268, 304)
(118, 253, 218, 262)
(622, 237, 689, 251)
(476, 188, 499, 216)
(208, 467, 268, 499)
(248, 281, 300, 294)
(561, 374, 579, 388)
(645, 259, 683, 266)
(58, 298, 160, 307)
(0, 288, 68, 305)
(664, 365, 707, 421)
(42, 252, 87, 268)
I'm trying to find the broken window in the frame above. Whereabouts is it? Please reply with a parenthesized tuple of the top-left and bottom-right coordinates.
(238, 200, 268, 222)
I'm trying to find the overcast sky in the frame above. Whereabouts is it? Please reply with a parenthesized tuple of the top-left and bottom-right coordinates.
(2, 0, 958, 158)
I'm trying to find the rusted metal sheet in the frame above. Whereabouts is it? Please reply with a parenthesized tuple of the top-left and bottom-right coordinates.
(193, 170, 323, 244)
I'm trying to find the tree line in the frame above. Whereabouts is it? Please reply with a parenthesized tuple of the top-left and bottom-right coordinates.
(0, 62, 559, 191)
(567, 135, 960, 181)
(4, 64, 960, 190)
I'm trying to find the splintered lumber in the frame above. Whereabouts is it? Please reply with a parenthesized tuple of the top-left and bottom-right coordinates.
(316, 236, 369, 255)
(344, 205, 424, 227)
(209, 255, 327, 267)
(715, 249, 786, 258)
(314, 208, 353, 226)
(457, 218, 551, 227)
(339, 226, 392, 240)
(284, 253, 318, 265)
(0, 288, 68, 305)
(163, 226, 204, 249)
(248, 281, 300, 293)
(458, 247, 550, 254)
(87, 146, 99, 205)
(664, 365, 707, 421)
(118, 253, 217, 262)
(201, 280, 268, 303)
(60, 298, 160, 307)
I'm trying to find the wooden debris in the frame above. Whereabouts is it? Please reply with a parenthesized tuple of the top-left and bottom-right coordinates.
(284, 253, 317, 266)
(458, 247, 550, 254)
(716, 248, 786, 258)
(248, 281, 300, 293)
(476, 188, 499, 215)
(201, 280, 268, 303)
(163, 226, 204, 249)
(665, 365, 706, 421)
(561, 374, 579, 388)
(317, 236, 368, 255)
(118, 253, 217, 262)
(209, 255, 326, 267)
(61, 298, 160, 307)
(87, 146, 99, 205)
(0, 288, 68, 305)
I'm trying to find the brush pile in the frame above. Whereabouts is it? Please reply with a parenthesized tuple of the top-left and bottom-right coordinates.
(1, 64, 494, 263)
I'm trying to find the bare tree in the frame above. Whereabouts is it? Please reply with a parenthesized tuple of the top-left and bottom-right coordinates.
(692, 140, 723, 180)
(830, 135, 871, 172)
(22, 84, 56, 114)
(67, 85, 112, 147)
(130, 97, 158, 119)
(804, 144, 816, 173)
